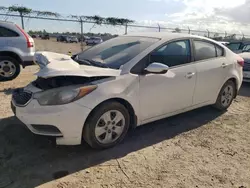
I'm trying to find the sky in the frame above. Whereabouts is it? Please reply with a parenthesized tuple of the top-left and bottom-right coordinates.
(1, 0, 250, 36)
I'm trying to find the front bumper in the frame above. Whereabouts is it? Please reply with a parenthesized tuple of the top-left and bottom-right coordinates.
(21, 52, 35, 68)
(11, 98, 92, 145)
(22, 61, 35, 68)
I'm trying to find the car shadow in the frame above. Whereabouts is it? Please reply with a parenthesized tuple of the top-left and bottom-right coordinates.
(239, 83, 250, 97)
(0, 106, 224, 188)
(0, 88, 15, 95)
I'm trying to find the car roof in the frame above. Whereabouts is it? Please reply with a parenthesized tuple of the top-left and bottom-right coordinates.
(124, 32, 210, 41)
(0, 20, 14, 25)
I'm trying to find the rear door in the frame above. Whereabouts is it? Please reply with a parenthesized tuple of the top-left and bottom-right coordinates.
(192, 39, 230, 105)
(0, 25, 22, 50)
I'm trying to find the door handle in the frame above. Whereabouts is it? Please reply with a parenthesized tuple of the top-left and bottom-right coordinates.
(221, 63, 228, 68)
(185, 72, 195, 79)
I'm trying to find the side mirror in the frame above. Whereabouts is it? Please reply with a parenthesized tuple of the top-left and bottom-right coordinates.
(144, 62, 169, 74)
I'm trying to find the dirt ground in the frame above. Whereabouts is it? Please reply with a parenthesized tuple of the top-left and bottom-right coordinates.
(0, 39, 250, 188)
(34, 38, 86, 54)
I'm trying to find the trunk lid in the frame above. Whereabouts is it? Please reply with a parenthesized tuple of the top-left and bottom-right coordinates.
(238, 52, 250, 60)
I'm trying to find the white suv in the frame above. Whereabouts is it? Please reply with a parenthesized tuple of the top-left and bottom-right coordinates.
(11, 33, 243, 149)
(0, 21, 35, 81)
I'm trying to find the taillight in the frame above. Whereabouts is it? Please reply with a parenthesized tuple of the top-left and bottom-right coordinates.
(15, 24, 34, 48)
(237, 57, 244, 67)
(27, 41, 33, 48)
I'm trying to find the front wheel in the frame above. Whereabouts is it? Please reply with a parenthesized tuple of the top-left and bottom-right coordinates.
(0, 56, 21, 81)
(214, 80, 236, 111)
(83, 102, 130, 149)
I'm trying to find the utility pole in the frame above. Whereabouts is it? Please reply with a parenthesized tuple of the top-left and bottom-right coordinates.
(80, 17, 83, 51)
(20, 12, 24, 30)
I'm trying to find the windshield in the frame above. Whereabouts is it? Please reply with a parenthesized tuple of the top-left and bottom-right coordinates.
(226, 43, 241, 51)
(77, 36, 159, 69)
(242, 44, 250, 51)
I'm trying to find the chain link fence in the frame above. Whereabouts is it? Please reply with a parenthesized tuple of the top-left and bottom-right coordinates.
(1, 13, 250, 53)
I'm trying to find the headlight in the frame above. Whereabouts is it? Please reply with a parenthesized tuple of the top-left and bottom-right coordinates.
(34, 85, 97, 106)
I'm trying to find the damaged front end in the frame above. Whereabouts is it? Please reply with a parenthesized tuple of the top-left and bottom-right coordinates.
(13, 51, 119, 107)
(32, 75, 110, 90)
(30, 51, 121, 90)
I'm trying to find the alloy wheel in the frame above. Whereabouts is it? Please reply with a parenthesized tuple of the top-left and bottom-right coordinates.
(95, 110, 125, 144)
(221, 85, 234, 107)
(0, 60, 17, 78)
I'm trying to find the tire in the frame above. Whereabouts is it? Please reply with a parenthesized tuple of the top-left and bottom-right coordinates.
(83, 101, 130, 149)
(213, 80, 236, 111)
(0, 56, 21, 81)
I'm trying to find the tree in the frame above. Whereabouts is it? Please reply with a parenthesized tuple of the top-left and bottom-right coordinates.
(225, 34, 236, 40)
(0, 6, 31, 29)
(71, 14, 134, 50)
(214, 33, 219, 38)
(172, 27, 181, 33)
(0, 5, 60, 30)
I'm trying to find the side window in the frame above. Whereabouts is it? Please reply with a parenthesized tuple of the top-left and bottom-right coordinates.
(216, 46, 224, 57)
(0, 26, 19, 37)
(149, 40, 191, 67)
(194, 40, 216, 61)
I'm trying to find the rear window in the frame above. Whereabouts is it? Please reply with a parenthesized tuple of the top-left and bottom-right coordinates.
(242, 44, 250, 51)
(226, 43, 241, 51)
(0, 26, 19, 37)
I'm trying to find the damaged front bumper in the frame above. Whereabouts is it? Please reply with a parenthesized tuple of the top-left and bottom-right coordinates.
(11, 87, 92, 145)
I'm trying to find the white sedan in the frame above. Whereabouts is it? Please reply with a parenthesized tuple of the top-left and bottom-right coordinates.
(11, 33, 243, 149)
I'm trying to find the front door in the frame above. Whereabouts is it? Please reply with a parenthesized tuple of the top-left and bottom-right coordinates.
(139, 39, 197, 122)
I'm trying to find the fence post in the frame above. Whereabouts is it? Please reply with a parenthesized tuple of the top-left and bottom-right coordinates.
(125, 23, 128, 35)
(188, 26, 190, 34)
(225, 31, 227, 38)
(20, 12, 25, 30)
(157, 23, 160, 32)
(80, 17, 84, 52)
(242, 33, 245, 41)
(206, 29, 210, 38)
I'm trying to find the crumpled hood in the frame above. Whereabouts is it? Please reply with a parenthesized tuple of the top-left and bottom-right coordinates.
(34, 51, 121, 78)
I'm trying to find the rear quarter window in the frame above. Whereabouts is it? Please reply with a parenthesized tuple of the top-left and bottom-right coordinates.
(0, 26, 19, 37)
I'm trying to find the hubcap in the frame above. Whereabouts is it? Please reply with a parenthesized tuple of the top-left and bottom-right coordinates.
(221, 85, 234, 107)
(0, 60, 16, 78)
(95, 110, 125, 144)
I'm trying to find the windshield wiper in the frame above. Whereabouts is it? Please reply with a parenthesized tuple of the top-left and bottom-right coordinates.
(82, 59, 110, 68)
(73, 55, 110, 68)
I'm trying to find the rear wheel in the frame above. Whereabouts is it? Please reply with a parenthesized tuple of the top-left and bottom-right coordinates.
(214, 80, 236, 111)
(0, 56, 21, 81)
(83, 102, 130, 149)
